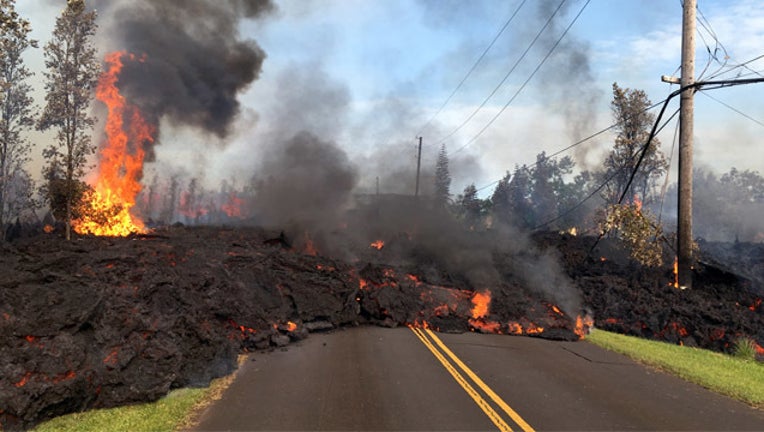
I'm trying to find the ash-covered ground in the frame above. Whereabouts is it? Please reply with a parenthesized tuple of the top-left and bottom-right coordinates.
(1, 224, 762, 430)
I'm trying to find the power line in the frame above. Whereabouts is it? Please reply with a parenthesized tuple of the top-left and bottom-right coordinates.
(700, 90, 764, 128)
(617, 108, 680, 205)
(692, 4, 764, 82)
(475, 95, 669, 195)
(414, 0, 527, 138)
(452, 0, 591, 155)
(695, 5, 728, 80)
(533, 107, 680, 231)
(432, 0, 568, 147)
(657, 114, 680, 225)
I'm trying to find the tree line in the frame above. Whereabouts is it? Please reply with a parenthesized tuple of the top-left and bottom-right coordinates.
(433, 83, 764, 247)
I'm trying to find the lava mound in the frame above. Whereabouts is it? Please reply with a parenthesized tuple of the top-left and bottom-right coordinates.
(1, 226, 762, 430)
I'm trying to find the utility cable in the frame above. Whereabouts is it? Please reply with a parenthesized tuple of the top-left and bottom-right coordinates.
(534, 107, 679, 231)
(475, 96, 667, 194)
(700, 90, 764, 128)
(432, 0, 568, 147)
(452, 0, 591, 155)
(657, 116, 680, 226)
(414, 0, 527, 139)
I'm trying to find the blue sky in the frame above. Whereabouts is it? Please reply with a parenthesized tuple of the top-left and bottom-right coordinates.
(18, 0, 764, 196)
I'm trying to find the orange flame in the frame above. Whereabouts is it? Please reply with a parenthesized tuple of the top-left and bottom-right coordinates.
(574, 314, 594, 339)
(221, 191, 243, 218)
(14, 372, 32, 388)
(750, 299, 762, 312)
(409, 320, 436, 330)
(672, 257, 679, 289)
(359, 278, 369, 291)
(469, 319, 502, 333)
(75, 51, 152, 236)
(286, 321, 298, 332)
(633, 194, 642, 213)
(470, 291, 491, 319)
(43, 224, 54, 233)
(468, 291, 502, 333)
(302, 232, 317, 256)
(370, 240, 385, 250)
(525, 324, 544, 334)
(507, 322, 523, 335)
(755, 342, 764, 356)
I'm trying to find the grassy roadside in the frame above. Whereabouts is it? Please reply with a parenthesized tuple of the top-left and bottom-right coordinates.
(586, 329, 764, 408)
(32, 356, 244, 432)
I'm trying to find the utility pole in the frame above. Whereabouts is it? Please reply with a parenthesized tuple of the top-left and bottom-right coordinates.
(678, 0, 696, 289)
(415, 137, 422, 197)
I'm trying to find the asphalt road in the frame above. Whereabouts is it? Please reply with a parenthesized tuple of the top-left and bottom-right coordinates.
(193, 326, 764, 431)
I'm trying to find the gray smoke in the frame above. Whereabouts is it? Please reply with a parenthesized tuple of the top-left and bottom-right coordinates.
(95, 0, 274, 138)
(535, 0, 602, 169)
(252, 131, 359, 230)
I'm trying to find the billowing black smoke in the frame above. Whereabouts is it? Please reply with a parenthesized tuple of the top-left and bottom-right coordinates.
(95, 0, 273, 138)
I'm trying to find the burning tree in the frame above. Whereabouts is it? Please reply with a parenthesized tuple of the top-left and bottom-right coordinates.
(38, 0, 99, 240)
(0, 0, 37, 240)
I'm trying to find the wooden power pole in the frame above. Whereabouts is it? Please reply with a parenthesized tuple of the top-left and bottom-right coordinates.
(415, 137, 422, 197)
(678, 0, 696, 289)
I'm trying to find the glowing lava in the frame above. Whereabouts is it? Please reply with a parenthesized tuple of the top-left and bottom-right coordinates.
(221, 191, 243, 218)
(370, 240, 385, 250)
(574, 314, 594, 339)
(469, 290, 502, 333)
(74, 51, 152, 236)
(470, 291, 491, 319)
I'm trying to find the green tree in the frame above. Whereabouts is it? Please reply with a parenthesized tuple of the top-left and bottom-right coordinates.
(720, 167, 764, 204)
(490, 166, 534, 229)
(529, 152, 574, 227)
(490, 171, 512, 226)
(506, 165, 533, 228)
(0, 0, 37, 240)
(38, 0, 99, 240)
(456, 183, 484, 228)
(602, 83, 668, 205)
(555, 170, 598, 231)
(434, 143, 451, 208)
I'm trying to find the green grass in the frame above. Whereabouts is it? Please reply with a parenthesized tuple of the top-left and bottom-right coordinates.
(733, 337, 759, 361)
(587, 329, 764, 408)
(32, 387, 208, 432)
(32, 356, 242, 432)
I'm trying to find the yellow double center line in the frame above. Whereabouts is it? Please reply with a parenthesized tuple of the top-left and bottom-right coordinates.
(409, 327, 535, 432)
